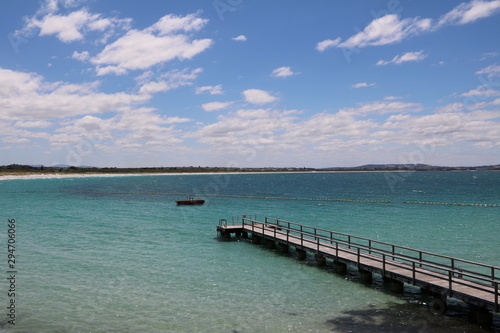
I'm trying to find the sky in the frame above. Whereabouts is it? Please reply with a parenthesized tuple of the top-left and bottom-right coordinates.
(0, 0, 499, 168)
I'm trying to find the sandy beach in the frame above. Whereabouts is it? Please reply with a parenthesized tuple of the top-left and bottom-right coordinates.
(0, 171, 304, 181)
(0, 172, 189, 181)
(0, 169, 433, 181)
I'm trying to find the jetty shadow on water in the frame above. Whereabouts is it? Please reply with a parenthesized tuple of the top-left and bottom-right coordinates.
(326, 302, 499, 333)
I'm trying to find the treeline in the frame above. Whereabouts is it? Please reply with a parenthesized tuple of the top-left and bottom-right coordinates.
(0, 164, 315, 174)
(1, 164, 498, 175)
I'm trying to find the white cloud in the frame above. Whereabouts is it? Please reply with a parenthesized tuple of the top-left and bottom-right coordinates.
(318, 1, 500, 51)
(475, 63, 500, 77)
(435, 102, 464, 113)
(352, 82, 376, 88)
(193, 100, 499, 161)
(341, 100, 423, 115)
(138, 68, 203, 95)
(381, 110, 500, 148)
(91, 13, 212, 75)
(72, 50, 89, 61)
(196, 85, 224, 95)
(23, 7, 131, 43)
(468, 97, 500, 109)
(36, 9, 99, 42)
(315, 38, 341, 52)
(147, 12, 208, 35)
(232, 35, 247, 41)
(201, 101, 233, 112)
(52, 108, 191, 150)
(242, 89, 278, 105)
(461, 86, 500, 97)
(0, 67, 150, 121)
(438, 0, 500, 26)
(271, 66, 295, 78)
(193, 108, 299, 150)
(283, 111, 374, 143)
(339, 15, 431, 49)
(376, 50, 427, 65)
(14, 120, 52, 128)
(480, 52, 499, 60)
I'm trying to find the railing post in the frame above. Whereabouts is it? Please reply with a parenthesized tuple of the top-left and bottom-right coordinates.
(412, 261, 416, 285)
(448, 270, 453, 293)
(335, 241, 338, 259)
(357, 247, 360, 265)
(368, 240, 371, 254)
(301, 233, 303, 247)
(392, 245, 395, 260)
(492, 267, 495, 287)
(287, 229, 289, 243)
(330, 231, 333, 245)
(348, 235, 351, 249)
(495, 282, 498, 312)
(317, 238, 319, 253)
(419, 251, 423, 268)
(383, 254, 386, 276)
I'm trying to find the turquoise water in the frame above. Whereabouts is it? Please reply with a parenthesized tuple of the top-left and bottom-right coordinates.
(0, 171, 499, 332)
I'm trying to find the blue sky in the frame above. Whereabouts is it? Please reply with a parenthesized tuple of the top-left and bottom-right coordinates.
(1, 0, 499, 168)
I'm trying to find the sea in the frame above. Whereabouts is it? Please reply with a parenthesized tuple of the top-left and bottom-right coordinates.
(0, 171, 499, 333)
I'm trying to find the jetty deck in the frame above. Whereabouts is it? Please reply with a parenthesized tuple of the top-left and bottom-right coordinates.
(217, 216, 499, 323)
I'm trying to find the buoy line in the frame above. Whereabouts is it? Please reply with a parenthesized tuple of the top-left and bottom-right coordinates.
(1, 190, 498, 207)
(403, 201, 499, 207)
(1, 190, 391, 204)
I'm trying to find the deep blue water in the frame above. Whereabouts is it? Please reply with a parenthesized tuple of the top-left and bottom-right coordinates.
(0, 171, 498, 332)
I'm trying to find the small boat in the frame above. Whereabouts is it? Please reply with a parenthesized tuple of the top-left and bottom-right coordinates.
(176, 196, 205, 205)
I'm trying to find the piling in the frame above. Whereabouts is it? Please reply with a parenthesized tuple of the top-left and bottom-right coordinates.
(359, 269, 373, 284)
(335, 262, 347, 275)
(315, 254, 326, 266)
(296, 248, 307, 260)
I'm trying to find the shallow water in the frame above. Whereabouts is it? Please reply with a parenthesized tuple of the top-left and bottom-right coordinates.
(0, 171, 498, 332)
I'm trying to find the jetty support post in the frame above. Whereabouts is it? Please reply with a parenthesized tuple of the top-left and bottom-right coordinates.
(469, 306, 493, 327)
(335, 261, 348, 275)
(252, 234, 262, 245)
(219, 230, 231, 241)
(359, 268, 373, 284)
(277, 242, 289, 254)
(315, 253, 326, 266)
(383, 277, 404, 294)
(296, 248, 307, 260)
(264, 238, 276, 249)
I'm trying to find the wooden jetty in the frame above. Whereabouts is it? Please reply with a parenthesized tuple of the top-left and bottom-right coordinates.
(217, 216, 499, 325)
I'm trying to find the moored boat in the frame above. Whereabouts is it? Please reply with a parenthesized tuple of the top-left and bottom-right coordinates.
(176, 197, 205, 205)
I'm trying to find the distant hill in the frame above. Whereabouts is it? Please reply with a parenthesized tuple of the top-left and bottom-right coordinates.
(50, 164, 97, 169)
(321, 164, 500, 171)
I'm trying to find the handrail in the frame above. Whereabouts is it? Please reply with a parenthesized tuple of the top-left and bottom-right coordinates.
(241, 217, 499, 311)
(284, 227, 496, 283)
(264, 217, 500, 279)
(269, 217, 494, 269)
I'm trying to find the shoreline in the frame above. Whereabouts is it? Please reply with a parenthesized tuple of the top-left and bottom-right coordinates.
(0, 168, 495, 181)
(0, 171, 319, 181)
(0, 172, 235, 181)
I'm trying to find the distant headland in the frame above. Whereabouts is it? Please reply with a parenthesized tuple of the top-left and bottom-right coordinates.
(1, 163, 499, 176)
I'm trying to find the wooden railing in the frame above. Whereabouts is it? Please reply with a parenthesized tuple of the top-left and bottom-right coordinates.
(239, 216, 499, 312)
